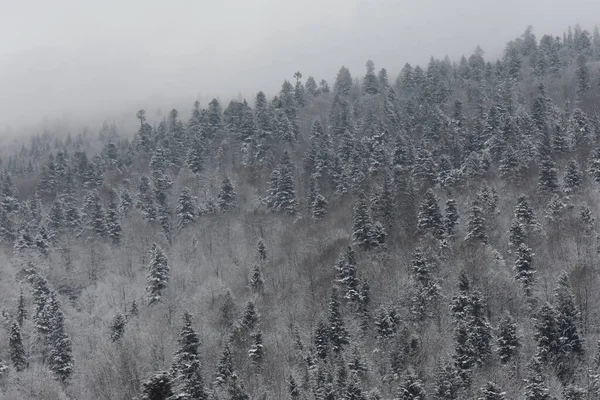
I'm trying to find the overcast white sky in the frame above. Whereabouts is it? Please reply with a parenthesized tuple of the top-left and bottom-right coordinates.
(1, 0, 599, 129)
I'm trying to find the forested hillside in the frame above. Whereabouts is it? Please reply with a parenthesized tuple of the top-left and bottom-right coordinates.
(2, 25, 600, 399)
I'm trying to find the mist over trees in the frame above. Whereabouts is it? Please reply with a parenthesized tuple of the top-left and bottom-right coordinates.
(1, 24, 600, 399)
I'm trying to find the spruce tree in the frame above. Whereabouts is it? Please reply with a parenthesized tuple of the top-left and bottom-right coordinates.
(137, 176, 157, 221)
(497, 315, 520, 364)
(534, 302, 559, 364)
(275, 151, 298, 215)
(417, 189, 444, 239)
(16, 289, 27, 327)
(106, 188, 122, 245)
(352, 193, 373, 249)
(248, 330, 264, 367)
(327, 287, 349, 353)
(249, 264, 264, 294)
(47, 293, 74, 382)
(538, 157, 559, 193)
(479, 382, 506, 400)
(554, 273, 584, 358)
(314, 320, 329, 359)
(176, 187, 196, 230)
(214, 343, 234, 386)
(217, 176, 237, 212)
(9, 321, 26, 372)
(187, 138, 205, 174)
(171, 312, 208, 400)
(508, 218, 525, 250)
(312, 193, 328, 220)
(563, 159, 582, 193)
(334, 246, 359, 302)
(241, 300, 259, 331)
(514, 244, 535, 296)
(140, 372, 174, 400)
(588, 146, 600, 184)
(465, 198, 487, 244)
(524, 357, 550, 400)
(398, 368, 426, 400)
(444, 198, 459, 237)
(83, 189, 107, 236)
(110, 314, 126, 342)
(147, 243, 170, 304)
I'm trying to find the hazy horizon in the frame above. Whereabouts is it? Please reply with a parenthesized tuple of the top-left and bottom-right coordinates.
(2, 0, 600, 131)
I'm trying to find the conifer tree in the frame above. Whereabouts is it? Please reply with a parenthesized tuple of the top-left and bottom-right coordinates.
(171, 312, 208, 400)
(248, 330, 264, 367)
(83, 189, 107, 237)
(314, 320, 329, 359)
(176, 187, 196, 230)
(588, 146, 600, 184)
(417, 189, 444, 239)
(534, 302, 559, 364)
(327, 287, 349, 353)
(524, 357, 550, 400)
(465, 198, 487, 244)
(554, 273, 584, 357)
(398, 368, 426, 400)
(9, 321, 26, 372)
(538, 157, 559, 193)
(563, 159, 582, 193)
(249, 264, 264, 294)
(434, 362, 460, 400)
(576, 55, 591, 97)
(497, 315, 520, 364)
(215, 343, 234, 386)
(187, 138, 205, 175)
(508, 218, 525, 250)
(119, 187, 133, 215)
(444, 198, 459, 237)
(47, 293, 74, 382)
(334, 246, 359, 302)
(140, 372, 173, 400)
(110, 314, 126, 342)
(137, 176, 157, 221)
(312, 193, 328, 220)
(16, 289, 27, 327)
(275, 151, 298, 215)
(217, 176, 237, 212)
(352, 193, 373, 249)
(514, 244, 535, 296)
(410, 248, 440, 322)
(479, 382, 505, 400)
(147, 243, 170, 304)
(106, 188, 122, 245)
(241, 300, 259, 331)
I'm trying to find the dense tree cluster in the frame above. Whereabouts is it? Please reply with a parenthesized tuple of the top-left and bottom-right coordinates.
(1, 23, 600, 399)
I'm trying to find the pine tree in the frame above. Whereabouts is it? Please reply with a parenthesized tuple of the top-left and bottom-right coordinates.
(563, 159, 582, 193)
(576, 55, 591, 97)
(171, 312, 208, 400)
(110, 313, 126, 342)
(137, 176, 157, 221)
(249, 264, 264, 294)
(345, 372, 367, 400)
(417, 189, 444, 239)
(434, 362, 460, 400)
(538, 157, 559, 193)
(119, 187, 133, 215)
(9, 321, 26, 372)
(334, 246, 359, 302)
(508, 218, 525, 250)
(275, 151, 298, 215)
(534, 302, 559, 364)
(227, 374, 250, 400)
(241, 300, 259, 331)
(248, 330, 264, 367)
(497, 315, 520, 364)
(524, 357, 550, 400)
(140, 372, 173, 400)
(83, 189, 107, 236)
(514, 244, 535, 296)
(187, 138, 205, 175)
(16, 289, 27, 327)
(176, 187, 196, 230)
(444, 198, 459, 237)
(47, 293, 74, 382)
(106, 188, 122, 245)
(288, 374, 301, 399)
(410, 248, 439, 321)
(217, 176, 237, 212)
(479, 382, 505, 400)
(352, 193, 373, 249)
(312, 193, 328, 220)
(398, 368, 426, 400)
(314, 320, 329, 359)
(465, 198, 487, 244)
(215, 343, 234, 386)
(147, 243, 170, 304)
(514, 195, 537, 230)
(554, 273, 584, 357)
(589, 147, 600, 184)
(327, 287, 349, 353)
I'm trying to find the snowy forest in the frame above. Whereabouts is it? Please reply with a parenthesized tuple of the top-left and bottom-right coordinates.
(2, 24, 600, 400)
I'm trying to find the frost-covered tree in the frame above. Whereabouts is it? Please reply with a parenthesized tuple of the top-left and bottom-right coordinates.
(110, 314, 126, 342)
(217, 176, 237, 212)
(147, 243, 170, 304)
(465, 198, 487, 244)
(327, 287, 349, 353)
(9, 321, 26, 372)
(418, 189, 444, 239)
(398, 368, 426, 400)
(171, 312, 208, 400)
(105, 189, 122, 245)
(497, 314, 520, 364)
(514, 244, 535, 296)
(176, 187, 196, 229)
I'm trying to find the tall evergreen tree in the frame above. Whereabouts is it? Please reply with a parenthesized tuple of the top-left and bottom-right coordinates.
(171, 312, 208, 400)
(327, 287, 349, 353)
(106, 188, 122, 245)
(217, 176, 237, 212)
(514, 244, 535, 296)
(147, 243, 170, 304)
(9, 321, 26, 372)
(497, 315, 520, 364)
(465, 198, 487, 244)
(417, 189, 444, 239)
(176, 187, 196, 230)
